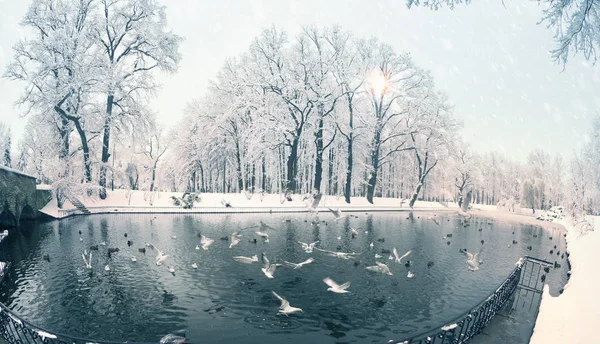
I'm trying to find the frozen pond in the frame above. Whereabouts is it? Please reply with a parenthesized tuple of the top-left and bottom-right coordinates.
(0, 212, 567, 343)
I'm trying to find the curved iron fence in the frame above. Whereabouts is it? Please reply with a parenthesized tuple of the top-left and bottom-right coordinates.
(388, 256, 552, 344)
(0, 256, 551, 344)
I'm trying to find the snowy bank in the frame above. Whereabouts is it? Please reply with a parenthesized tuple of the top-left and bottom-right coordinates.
(529, 216, 599, 344)
(39, 190, 459, 219)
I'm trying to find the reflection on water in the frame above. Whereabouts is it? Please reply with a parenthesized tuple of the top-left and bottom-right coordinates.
(0, 213, 568, 343)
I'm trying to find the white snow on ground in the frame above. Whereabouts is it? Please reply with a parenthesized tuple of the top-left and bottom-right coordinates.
(530, 216, 600, 344)
(38, 189, 460, 218)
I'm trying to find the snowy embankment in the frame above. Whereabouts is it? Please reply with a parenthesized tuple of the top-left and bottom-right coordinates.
(530, 216, 600, 344)
(39, 189, 458, 219)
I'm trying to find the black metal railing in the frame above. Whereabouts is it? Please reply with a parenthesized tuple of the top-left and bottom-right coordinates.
(0, 256, 551, 344)
(387, 256, 552, 344)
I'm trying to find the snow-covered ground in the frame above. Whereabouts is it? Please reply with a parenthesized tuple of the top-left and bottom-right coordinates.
(529, 216, 599, 344)
(39, 189, 458, 218)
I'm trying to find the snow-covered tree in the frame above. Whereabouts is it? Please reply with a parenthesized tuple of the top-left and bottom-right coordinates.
(407, 0, 600, 64)
(95, 0, 182, 198)
(0, 122, 11, 168)
(359, 38, 432, 203)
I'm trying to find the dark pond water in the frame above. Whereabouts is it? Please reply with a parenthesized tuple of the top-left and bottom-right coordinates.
(0, 212, 568, 343)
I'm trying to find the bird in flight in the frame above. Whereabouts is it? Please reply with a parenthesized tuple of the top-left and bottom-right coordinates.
(271, 291, 303, 315)
(323, 277, 351, 294)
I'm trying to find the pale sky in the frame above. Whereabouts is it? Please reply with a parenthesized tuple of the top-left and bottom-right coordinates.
(1, 0, 599, 162)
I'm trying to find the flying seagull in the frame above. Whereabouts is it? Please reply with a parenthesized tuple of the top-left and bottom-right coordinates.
(306, 193, 322, 213)
(81, 251, 92, 269)
(282, 258, 315, 269)
(323, 277, 351, 294)
(366, 261, 393, 275)
(428, 216, 440, 225)
(315, 248, 359, 260)
(261, 252, 282, 279)
(255, 231, 270, 243)
(328, 208, 345, 221)
(350, 227, 359, 238)
(393, 248, 411, 264)
(271, 291, 303, 315)
(152, 245, 169, 266)
(201, 235, 214, 250)
(298, 241, 319, 253)
(229, 232, 242, 248)
(462, 250, 480, 271)
(233, 255, 259, 264)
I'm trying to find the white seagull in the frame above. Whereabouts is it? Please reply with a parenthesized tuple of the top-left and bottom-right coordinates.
(153, 245, 169, 266)
(81, 251, 92, 269)
(192, 263, 198, 269)
(350, 227, 359, 238)
(282, 258, 315, 269)
(328, 208, 345, 221)
(131, 256, 137, 262)
(315, 248, 359, 260)
(271, 291, 303, 315)
(393, 248, 411, 264)
(366, 261, 393, 276)
(407, 271, 415, 278)
(298, 241, 319, 253)
(229, 232, 242, 248)
(255, 231, 270, 243)
(233, 255, 259, 264)
(104, 265, 110, 271)
(200, 235, 214, 250)
(323, 277, 351, 294)
(168, 266, 175, 273)
(261, 252, 281, 279)
(463, 250, 480, 271)
(195, 245, 200, 250)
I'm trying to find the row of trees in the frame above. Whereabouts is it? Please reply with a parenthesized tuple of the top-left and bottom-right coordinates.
(3, 1, 598, 215)
(168, 26, 459, 206)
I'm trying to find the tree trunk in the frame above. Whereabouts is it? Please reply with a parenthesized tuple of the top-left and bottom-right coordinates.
(234, 138, 243, 192)
(261, 156, 267, 192)
(366, 148, 380, 204)
(72, 119, 92, 183)
(251, 163, 256, 192)
(99, 94, 114, 199)
(409, 182, 423, 208)
(344, 135, 353, 203)
(286, 136, 300, 195)
(313, 115, 324, 193)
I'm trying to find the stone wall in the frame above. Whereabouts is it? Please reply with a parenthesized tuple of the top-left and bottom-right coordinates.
(0, 166, 38, 228)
